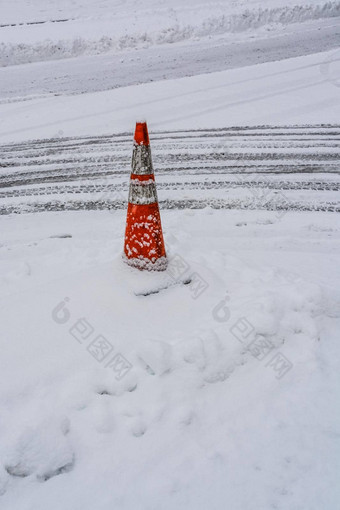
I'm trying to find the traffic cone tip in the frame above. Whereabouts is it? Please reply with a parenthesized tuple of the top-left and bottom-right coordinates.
(134, 121, 150, 146)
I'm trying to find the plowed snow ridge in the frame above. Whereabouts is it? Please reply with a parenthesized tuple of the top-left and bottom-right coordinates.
(1, 2, 339, 66)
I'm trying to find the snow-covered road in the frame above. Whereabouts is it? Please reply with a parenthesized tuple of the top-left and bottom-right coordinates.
(1, 125, 339, 215)
(1, 17, 339, 101)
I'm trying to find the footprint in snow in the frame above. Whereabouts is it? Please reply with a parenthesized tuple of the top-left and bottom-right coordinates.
(4, 418, 74, 482)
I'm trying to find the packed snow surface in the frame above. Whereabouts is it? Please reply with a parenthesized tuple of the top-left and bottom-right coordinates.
(1, 125, 340, 215)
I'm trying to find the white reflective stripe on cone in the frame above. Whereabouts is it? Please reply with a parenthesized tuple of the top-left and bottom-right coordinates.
(131, 144, 153, 175)
(128, 180, 158, 205)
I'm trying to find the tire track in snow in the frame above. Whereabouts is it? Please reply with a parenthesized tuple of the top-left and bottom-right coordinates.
(0, 125, 339, 215)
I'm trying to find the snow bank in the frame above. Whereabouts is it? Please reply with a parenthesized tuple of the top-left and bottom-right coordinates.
(1, 1, 339, 66)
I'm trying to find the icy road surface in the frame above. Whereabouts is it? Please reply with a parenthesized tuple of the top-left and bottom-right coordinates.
(1, 125, 339, 215)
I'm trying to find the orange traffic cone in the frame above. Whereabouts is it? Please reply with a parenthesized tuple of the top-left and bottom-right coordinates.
(123, 122, 167, 271)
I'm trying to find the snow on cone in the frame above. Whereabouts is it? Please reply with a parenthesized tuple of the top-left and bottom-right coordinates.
(123, 122, 167, 271)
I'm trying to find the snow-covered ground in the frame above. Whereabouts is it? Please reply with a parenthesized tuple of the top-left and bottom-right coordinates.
(1, 0, 339, 66)
(1, 126, 340, 215)
(1, 49, 340, 143)
(1, 17, 339, 102)
(1, 209, 340, 509)
(0, 0, 340, 508)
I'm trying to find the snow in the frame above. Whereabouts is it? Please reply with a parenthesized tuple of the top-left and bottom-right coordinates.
(1, 19, 339, 102)
(1, 0, 340, 508)
(1, 0, 339, 65)
(1, 49, 340, 144)
(0, 209, 340, 509)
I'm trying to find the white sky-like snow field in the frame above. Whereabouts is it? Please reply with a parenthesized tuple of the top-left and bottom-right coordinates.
(0, 1, 340, 509)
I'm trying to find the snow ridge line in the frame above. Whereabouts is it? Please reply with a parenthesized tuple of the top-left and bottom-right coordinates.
(1, 2, 339, 66)
(0, 18, 73, 29)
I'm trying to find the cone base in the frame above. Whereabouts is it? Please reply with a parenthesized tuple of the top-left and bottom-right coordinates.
(122, 253, 167, 272)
